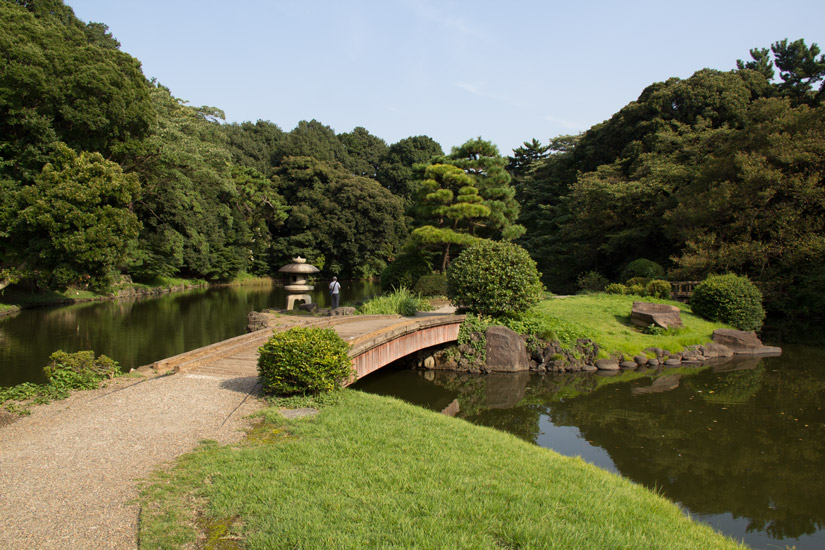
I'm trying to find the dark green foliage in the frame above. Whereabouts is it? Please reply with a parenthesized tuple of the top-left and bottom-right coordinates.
(380, 248, 433, 290)
(621, 259, 665, 282)
(10, 144, 141, 290)
(271, 157, 406, 278)
(257, 327, 353, 395)
(413, 274, 448, 297)
(646, 279, 673, 300)
(376, 135, 443, 198)
(447, 240, 543, 317)
(577, 271, 609, 292)
(339, 126, 388, 178)
(691, 274, 766, 331)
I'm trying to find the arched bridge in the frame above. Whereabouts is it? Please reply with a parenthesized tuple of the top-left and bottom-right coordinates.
(147, 313, 466, 385)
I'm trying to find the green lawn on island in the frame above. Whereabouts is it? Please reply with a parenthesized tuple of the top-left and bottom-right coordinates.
(138, 391, 747, 549)
(531, 293, 731, 359)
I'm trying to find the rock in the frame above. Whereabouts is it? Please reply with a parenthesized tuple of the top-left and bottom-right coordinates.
(633, 355, 649, 366)
(595, 359, 620, 371)
(441, 399, 460, 416)
(422, 356, 435, 369)
(620, 361, 638, 369)
(712, 329, 782, 356)
(328, 306, 357, 316)
(664, 358, 682, 366)
(485, 326, 530, 372)
(701, 342, 734, 358)
(582, 365, 598, 372)
(297, 302, 319, 313)
(630, 302, 684, 329)
(247, 311, 278, 332)
(648, 358, 660, 367)
(644, 347, 664, 358)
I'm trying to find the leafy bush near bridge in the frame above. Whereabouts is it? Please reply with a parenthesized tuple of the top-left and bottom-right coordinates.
(447, 240, 543, 317)
(257, 327, 353, 395)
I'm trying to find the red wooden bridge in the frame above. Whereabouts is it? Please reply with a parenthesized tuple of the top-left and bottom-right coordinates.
(146, 312, 465, 385)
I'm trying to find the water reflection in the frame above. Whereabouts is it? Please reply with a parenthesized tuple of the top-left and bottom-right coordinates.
(354, 344, 825, 549)
(0, 280, 380, 387)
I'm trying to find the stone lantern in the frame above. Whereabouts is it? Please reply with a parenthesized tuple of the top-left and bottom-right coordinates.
(278, 256, 320, 310)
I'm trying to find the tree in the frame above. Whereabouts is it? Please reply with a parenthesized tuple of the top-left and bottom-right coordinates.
(271, 157, 406, 277)
(277, 119, 351, 167)
(507, 138, 550, 177)
(338, 126, 388, 178)
(8, 143, 140, 290)
(376, 135, 444, 198)
(222, 120, 285, 177)
(410, 138, 525, 271)
(771, 39, 825, 105)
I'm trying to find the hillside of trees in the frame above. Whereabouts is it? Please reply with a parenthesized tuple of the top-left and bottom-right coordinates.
(1, 0, 823, 316)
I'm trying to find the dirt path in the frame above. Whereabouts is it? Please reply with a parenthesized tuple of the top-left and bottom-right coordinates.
(0, 372, 264, 549)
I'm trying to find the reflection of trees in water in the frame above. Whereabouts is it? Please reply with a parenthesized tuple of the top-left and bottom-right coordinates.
(548, 354, 825, 540)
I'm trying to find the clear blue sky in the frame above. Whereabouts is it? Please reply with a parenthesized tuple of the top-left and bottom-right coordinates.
(68, 0, 825, 155)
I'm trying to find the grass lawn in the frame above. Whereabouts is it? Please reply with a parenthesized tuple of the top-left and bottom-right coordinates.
(138, 390, 747, 549)
(531, 293, 730, 359)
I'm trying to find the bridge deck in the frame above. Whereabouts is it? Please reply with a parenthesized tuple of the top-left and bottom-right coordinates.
(148, 310, 463, 384)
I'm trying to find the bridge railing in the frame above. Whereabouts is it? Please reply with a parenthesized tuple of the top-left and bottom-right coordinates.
(670, 281, 702, 302)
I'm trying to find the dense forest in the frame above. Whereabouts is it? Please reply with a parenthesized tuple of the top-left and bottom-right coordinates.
(1, 0, 823, 316)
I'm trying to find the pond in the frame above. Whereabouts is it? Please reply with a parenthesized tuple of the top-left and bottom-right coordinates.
(0, 280, 379, 387)
(353, 328, 825, 550)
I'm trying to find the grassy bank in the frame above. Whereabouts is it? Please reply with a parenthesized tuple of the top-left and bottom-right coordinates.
(139, 390, 746, 549)
(0, 274, 272, 311)
(532, 293, 730, 359)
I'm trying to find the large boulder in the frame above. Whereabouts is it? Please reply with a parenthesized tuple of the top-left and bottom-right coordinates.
(485, 326, 530, 372)
(630, 302, 684, 329)
(712, 329, 782, 356)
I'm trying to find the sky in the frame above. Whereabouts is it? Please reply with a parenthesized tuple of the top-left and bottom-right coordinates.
(67, 0, 825, 155)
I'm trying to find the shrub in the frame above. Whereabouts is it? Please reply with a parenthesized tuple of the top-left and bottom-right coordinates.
(380, 249, 433, 290)
(257, 327, 353, 395)
(690, 274, 765, 331)
(44, 350, 120, 389)
(577, 271, 609, 292)
(621, 259, 665, 282)
(646, 279, 673, 300)
(627, 284, 646, 296)
(625, 276, 652, 288)
(414, 274, 448, 297)
(447, 240, 543, 317)
(358, 287, 431, 316)
(604, 283, 627, 295)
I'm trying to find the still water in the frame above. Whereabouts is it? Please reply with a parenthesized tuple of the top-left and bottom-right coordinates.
(0, 280, 379, 387)
(354, 335, 825, 550)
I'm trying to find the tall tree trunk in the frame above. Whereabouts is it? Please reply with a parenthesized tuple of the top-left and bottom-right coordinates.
(441, 243, 451, 273)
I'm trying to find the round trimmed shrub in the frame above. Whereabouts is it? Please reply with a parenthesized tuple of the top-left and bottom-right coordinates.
(621, 259, 665, 282)
(646, 279, 672, 300)
(414, 274, 448, 297)
(446, 240, 543, 317)
(257, 327, 353, 395)
(691, 274, 765, 331)
(627, 284, 646, 296)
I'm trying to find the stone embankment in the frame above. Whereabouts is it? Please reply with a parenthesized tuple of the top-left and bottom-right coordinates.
(417, 325, 781, 375)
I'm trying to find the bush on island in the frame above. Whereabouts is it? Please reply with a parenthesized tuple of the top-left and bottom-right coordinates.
(447, 240, 543, 317)
(257, 327, 353, 395)
(691, 273, 765, 331)
(621, 259, 665, 282)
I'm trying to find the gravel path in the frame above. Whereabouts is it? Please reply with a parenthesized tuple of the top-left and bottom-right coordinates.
(0, 372, 265, 549)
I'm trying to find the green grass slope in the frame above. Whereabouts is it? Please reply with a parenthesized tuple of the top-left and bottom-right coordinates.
(139, 390, 746, 549)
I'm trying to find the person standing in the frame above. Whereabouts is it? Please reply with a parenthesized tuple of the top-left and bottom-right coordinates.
(329, 276, 341, 309)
